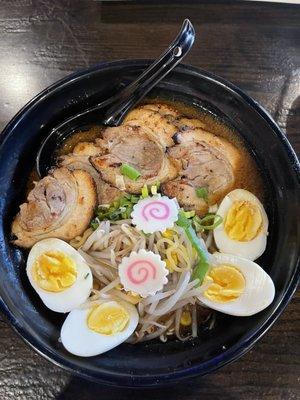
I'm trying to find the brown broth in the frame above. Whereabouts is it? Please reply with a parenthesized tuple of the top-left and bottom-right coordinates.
(57, 125, 104, 156)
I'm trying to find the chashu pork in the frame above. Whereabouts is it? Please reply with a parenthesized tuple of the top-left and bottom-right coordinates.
(162, 129, 242, 215)
(12, 167, 97, 248)
(90, 125, 178, 194)
(138, 103, 179, 117)
(59, 141, 122, 205)
(122, 104, 179, 148)
(174, 116, 206, 131)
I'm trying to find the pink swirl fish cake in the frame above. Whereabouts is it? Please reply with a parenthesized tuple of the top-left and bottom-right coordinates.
(131, 195, 179, 233)
(118, 250, 169, 297)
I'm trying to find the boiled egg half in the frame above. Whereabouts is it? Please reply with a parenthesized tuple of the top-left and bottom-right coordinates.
(198, 252, 275, 316)
(214, 189, 268, 261)
(27, 238, 92, 313)
(61, 300, 139, 356)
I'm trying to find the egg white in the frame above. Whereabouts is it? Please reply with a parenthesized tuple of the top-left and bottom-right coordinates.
(214, 189, 268, 261)
(27, 238, 92, 313)
(198, 252, 275, 317)
(60, 300, 139, 357)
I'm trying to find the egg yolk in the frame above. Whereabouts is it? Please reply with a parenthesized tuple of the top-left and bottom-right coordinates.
(224, 200, 262, 241)
(204, 265, 245, 303)
(87, 302, 129, 335)
(33, 251, 77, 292)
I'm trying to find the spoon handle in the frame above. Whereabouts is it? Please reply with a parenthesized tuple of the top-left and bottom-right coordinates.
(103, 19, 195, 126)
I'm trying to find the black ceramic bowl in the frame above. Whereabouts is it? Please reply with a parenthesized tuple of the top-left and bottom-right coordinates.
(0, 61, 299, 387)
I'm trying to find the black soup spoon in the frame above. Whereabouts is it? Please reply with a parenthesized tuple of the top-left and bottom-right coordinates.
(36, 19, 195, 177)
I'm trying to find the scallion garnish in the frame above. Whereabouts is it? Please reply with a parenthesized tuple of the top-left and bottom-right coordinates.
(176, 211, 209, 285)
(200, 213, 223, 229)
(195, 186, 208, 201)
(192, 213, 223, 232)
(183, 210, 195, 219)
(90, 218, 100, 230)
(90, 183, 161, 228)
(120, 164, 141, 181)
(141, 184, 149, 198)
(150, 185, 158, 195)
(90, 194, 140, 227)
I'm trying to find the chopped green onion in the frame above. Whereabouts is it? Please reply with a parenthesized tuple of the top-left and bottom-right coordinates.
(192, 262, 209, 287)
(150, 185, 158, 195)
(90, 219, 99, 230)
(120, 164, 141, 180)
(176, 211, 209, 285)
(176, 211, 191, 229)
(183, 210, 195, 219)
(192, 213, 223, 232)
(155, 181, 161, 190)
(200, 213, 223, 229)
(90, 182, 163, 227)
(141, 185, 149, 198)
(127, 194, 140, 203)
(195, 186, 208, 201)
(84, 273, 90, 280)
(92, 194, 140, 224)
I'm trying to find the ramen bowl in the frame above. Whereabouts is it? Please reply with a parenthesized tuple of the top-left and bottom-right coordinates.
(0, 60, 299, 387)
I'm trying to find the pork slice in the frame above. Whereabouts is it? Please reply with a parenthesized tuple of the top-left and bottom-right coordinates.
(122, 105, 178, 148)
(60, 141, 122, 205)
(21, 176, 65, 231)
(12, 167, 97, 248)
(73, 141, 105, 156)
(174, 117, 206, 131)
(177, 128, 241, 171)
(162, 129, 239, 215)
(90, 125, 179, 194)
(140, 103, 179, 117)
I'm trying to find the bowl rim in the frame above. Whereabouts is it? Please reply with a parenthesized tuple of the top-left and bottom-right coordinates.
(0, 59, 299, 387)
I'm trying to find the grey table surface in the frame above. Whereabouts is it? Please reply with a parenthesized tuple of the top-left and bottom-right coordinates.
(0, 1, 299, 399)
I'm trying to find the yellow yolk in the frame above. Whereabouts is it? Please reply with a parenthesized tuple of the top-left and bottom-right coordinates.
(204, 265, 245, 303)
(87, 302, 129, 335)
(224, 200, 262, 241)
(33, 251, 77, 292)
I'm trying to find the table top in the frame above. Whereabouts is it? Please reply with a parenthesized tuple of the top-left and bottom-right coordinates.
(0, 1, 299, 399)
